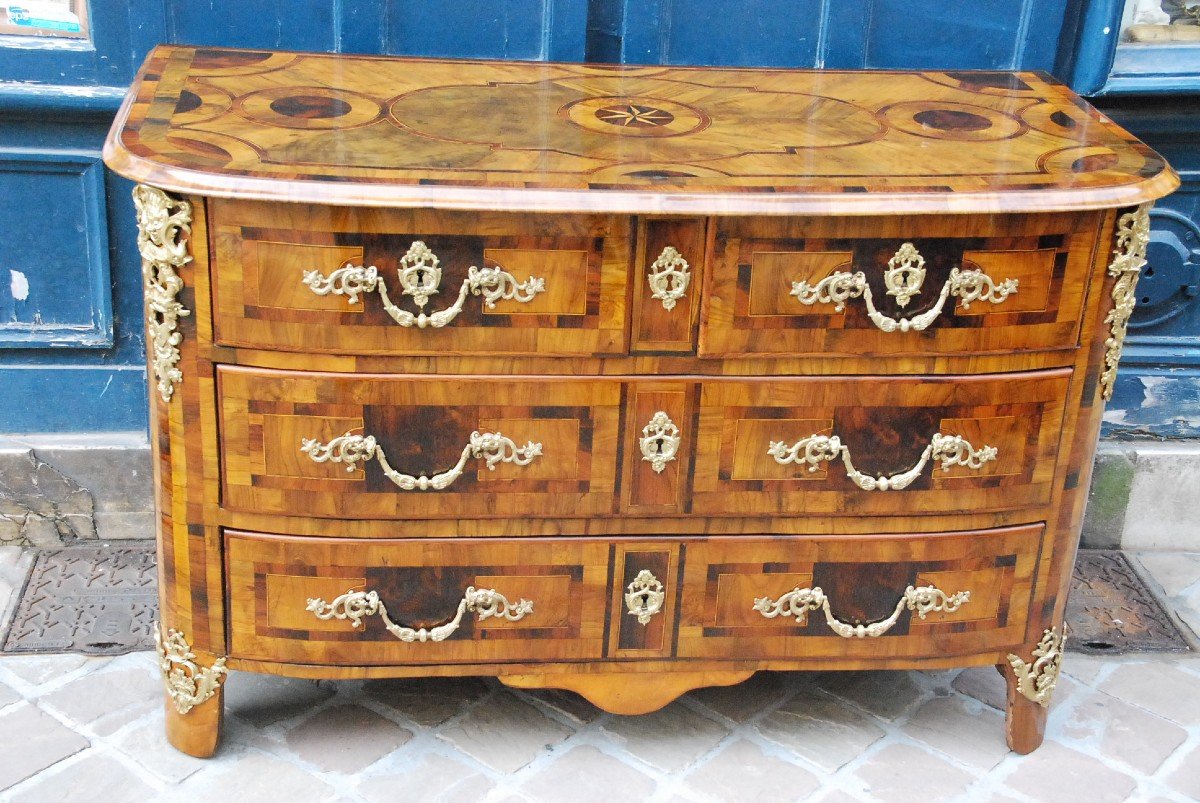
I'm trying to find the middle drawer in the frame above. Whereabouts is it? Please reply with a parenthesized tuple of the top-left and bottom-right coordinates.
(217, 367, 1069, 521)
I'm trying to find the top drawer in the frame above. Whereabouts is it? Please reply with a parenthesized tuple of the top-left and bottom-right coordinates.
(210, 200, 630, 357)
(699, 212, 1102, 359)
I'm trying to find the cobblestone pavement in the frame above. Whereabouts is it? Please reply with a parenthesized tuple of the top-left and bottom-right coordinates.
(2, 549, 1200, 802)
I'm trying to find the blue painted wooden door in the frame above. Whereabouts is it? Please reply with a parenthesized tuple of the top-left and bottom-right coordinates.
(0, 0, 587, 433)
(1, 0, 1195, 438)
(597, 0, 1069, 72)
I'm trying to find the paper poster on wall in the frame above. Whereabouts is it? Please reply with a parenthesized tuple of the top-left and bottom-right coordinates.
(0, 1, 89, 40)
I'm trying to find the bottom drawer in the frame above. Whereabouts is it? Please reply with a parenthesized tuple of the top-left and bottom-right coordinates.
(677, 524, 1044, 660)
(226, 524, 1043, 667)
(226, 531, 611, 665)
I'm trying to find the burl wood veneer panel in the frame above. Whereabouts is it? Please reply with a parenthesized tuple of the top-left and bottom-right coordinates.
(690, 371, 1070, 517)
(226, 531, 610, 665)
(107, 47, 1176, 214)
(700, 212, 1101, 360)
(218, 367, 621, 520)
(677, 525, 1043, 660)
(210, 199, 629, 357)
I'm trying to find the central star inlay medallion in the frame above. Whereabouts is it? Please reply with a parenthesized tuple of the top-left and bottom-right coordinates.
(594, 104, 676, 128)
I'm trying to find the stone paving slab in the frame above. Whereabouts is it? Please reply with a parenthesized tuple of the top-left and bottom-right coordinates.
(0, 550, 1195, 801)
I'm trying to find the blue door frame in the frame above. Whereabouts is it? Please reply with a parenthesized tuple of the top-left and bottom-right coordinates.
(1, 1, 1196, 438)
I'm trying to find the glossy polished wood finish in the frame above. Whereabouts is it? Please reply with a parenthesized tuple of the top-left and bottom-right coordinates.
(701, 212, 1100, 359)
(226, 531, 610, 666)
(217, 368, 1066, 523)
(226, 527, 1039, 668)
(210, 200, 630, 357)
(105, 46, 1178, 214)
(103, 48, 1179, 758)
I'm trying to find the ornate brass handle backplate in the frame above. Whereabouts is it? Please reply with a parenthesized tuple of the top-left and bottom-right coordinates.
(301, 240, 546, 328)
(301, 429, 542, 491)
(790, 242, 1018, 333)
(306, 586, 533, 643)
(768, 432, 996, 491)
(647, 246, 691, 311)
(754, 584, 970, 638)
(639, 411, 681, 473)
(624, 569, 665, 625)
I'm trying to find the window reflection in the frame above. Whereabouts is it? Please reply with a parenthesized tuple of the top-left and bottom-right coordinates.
(0, 1, 89, 40)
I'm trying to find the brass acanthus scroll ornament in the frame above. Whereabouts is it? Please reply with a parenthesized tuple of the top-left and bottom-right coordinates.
(1100, 204, 1152, 401)
(300, 429, 541, 491)
(301, 240, 546, 328)
(639, 411, 681, 473)
(791, 242, 1018, 332)
(754, 584, 970, 638)
(625, 569, 666, 625)
(647, 246, 691, 311)
(306, 586, 533, 642)
(1006, 627, 1064, 707)
(133, 185, 193, 403)
(155, 625, 228, 715)
(768, 432, 997, 491)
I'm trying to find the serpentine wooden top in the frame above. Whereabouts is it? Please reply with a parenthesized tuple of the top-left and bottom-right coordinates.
(104, 45, 1177, 215)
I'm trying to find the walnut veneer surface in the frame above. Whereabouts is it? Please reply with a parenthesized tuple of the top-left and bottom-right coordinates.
(104, 45, 1178, 758)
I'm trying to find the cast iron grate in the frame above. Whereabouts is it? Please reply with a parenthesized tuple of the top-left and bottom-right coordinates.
(1065, 549, 1191, 655)
(1, 543, 157, 656)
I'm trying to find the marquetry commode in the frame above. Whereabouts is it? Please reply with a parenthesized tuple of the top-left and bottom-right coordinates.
(104, 46, 1176, 757)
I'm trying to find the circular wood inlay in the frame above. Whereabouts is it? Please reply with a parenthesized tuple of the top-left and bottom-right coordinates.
(268, 94, 353, 119)
(1021, 101, 1091, 138)
(237, 86, 382, 130)
(594, 103, 676, 128)
(883, 101, 1023, 142)
(912, 109, 992, 132)
(563, 95, 709, 138)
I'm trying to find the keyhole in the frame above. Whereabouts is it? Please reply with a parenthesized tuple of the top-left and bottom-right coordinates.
(653, 437, 664, 454)
(414, 268, 424, 284)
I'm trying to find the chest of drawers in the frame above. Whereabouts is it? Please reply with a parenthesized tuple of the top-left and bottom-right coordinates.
(104, 46, 1177, 757)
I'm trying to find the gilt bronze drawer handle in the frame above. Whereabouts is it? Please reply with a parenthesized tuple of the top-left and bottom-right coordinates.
(306, 586, 533, 643)
(625, 569, 666, 625)
(647, 246, 691, 311)
(790, 242, 1018, 333)
(300, 429, 542, 491)
(639, 411, 681, 473)
(300, 240, 546, 328)
(767, 432, 997, 491)
(753, 584, 970, 638)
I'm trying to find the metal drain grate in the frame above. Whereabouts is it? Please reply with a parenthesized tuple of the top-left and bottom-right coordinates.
(1065, 549, 1191, 655)
(1, 544, 157, 656)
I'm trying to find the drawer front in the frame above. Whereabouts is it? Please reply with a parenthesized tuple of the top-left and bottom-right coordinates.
(211, 199, 630, 356)
(226, 531, 609, 665)
(699, 213, 1099, 359)
(218, 367, 620, 519)
(677, 525, 1043, 659)
(691, 371, 1069, 517)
